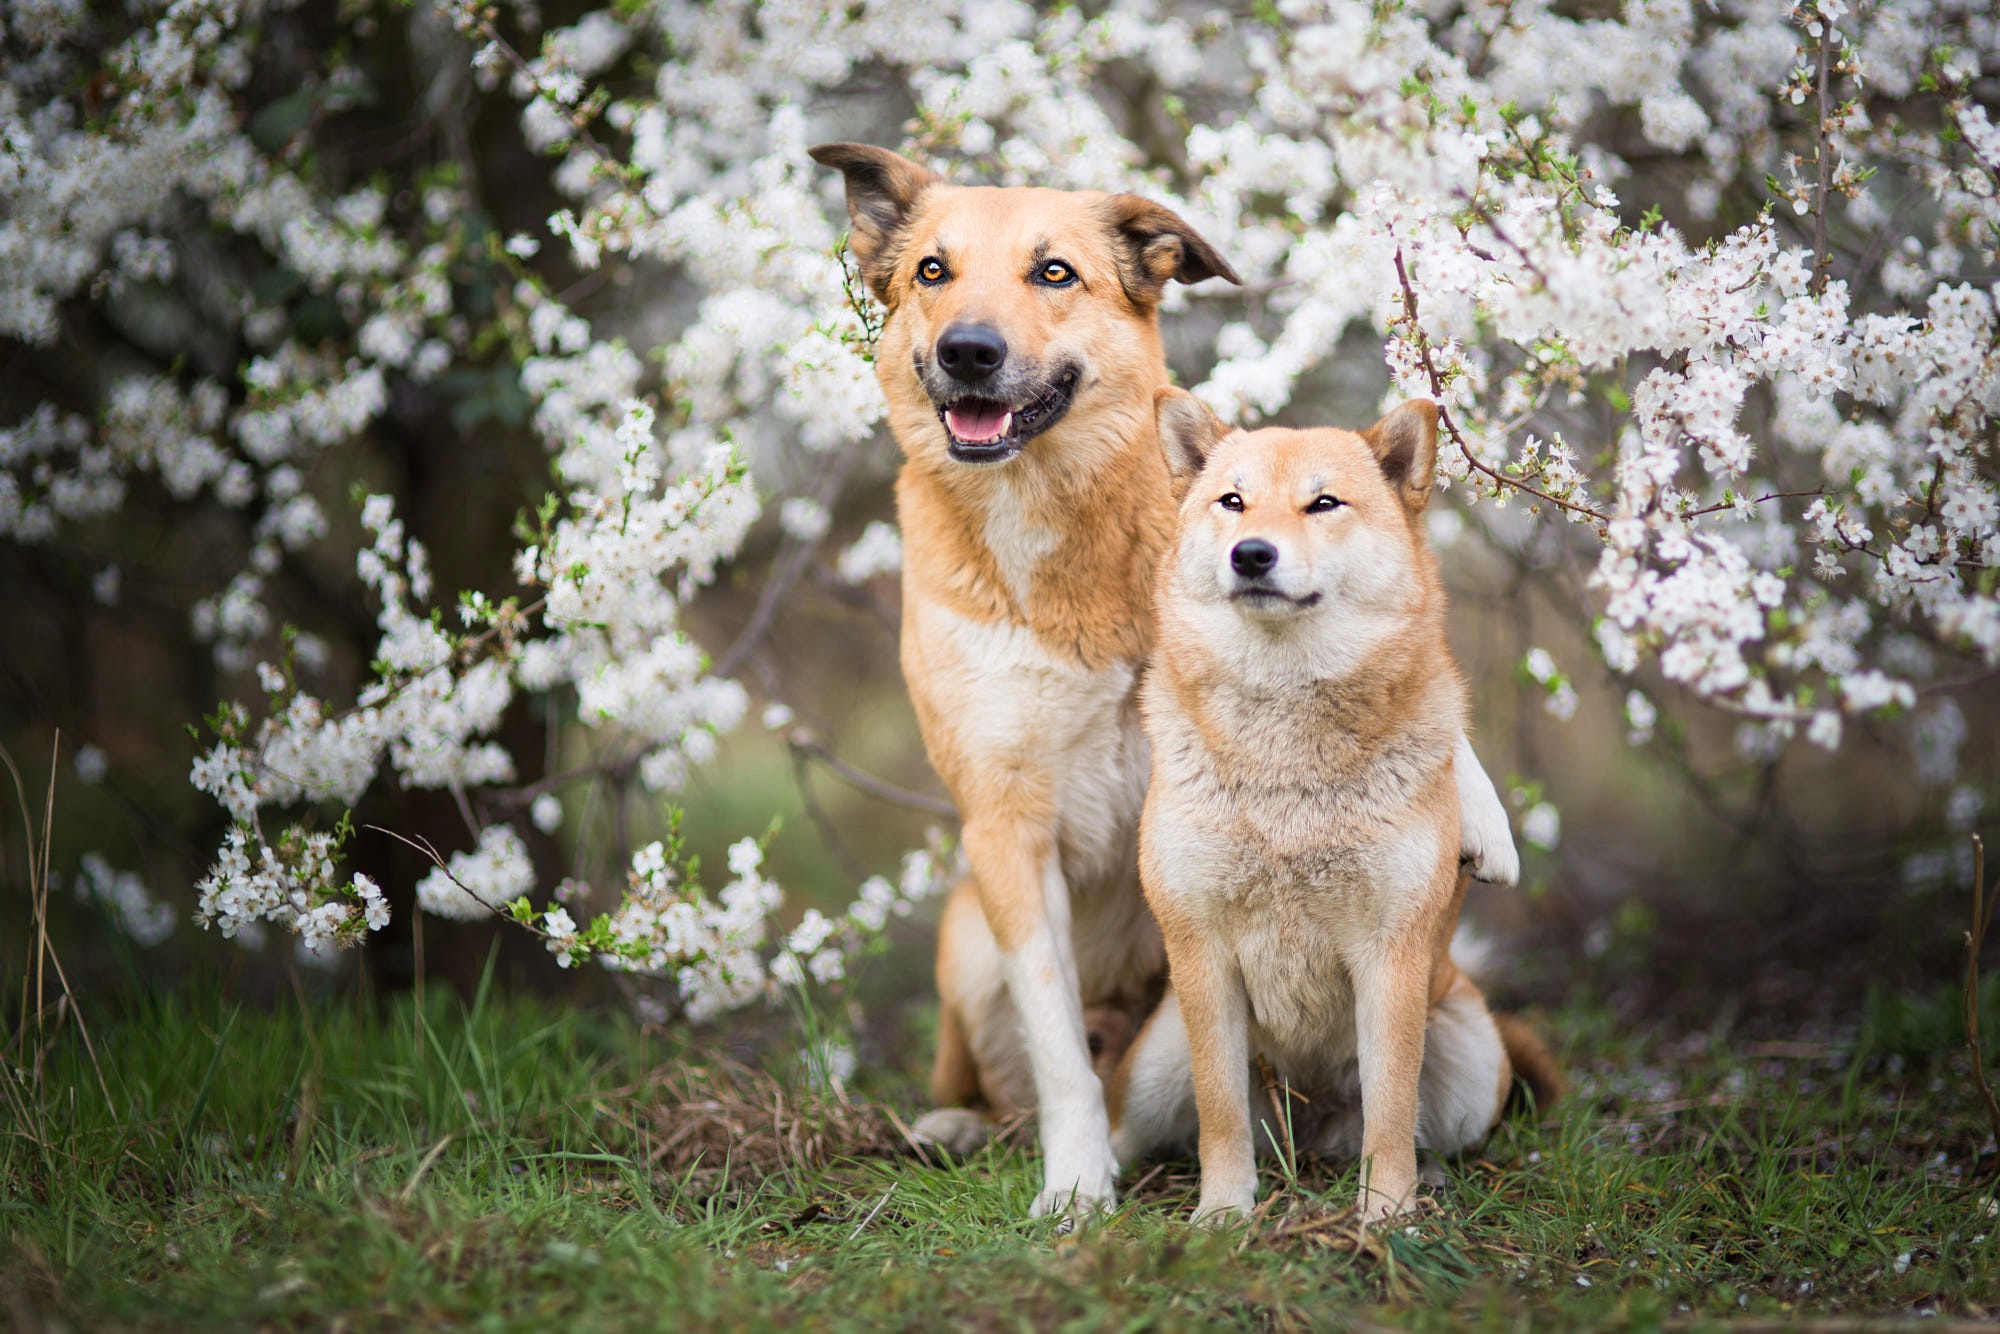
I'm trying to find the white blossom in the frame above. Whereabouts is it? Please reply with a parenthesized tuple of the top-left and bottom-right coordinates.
(1522, 802, 1562, 852)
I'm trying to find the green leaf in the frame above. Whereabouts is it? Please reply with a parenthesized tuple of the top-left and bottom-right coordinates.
(249, 91, 313, 153)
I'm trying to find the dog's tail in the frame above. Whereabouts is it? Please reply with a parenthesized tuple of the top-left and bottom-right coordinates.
(1451, 922, 1563, 1114)
(1495, 1011, 1564, 1114)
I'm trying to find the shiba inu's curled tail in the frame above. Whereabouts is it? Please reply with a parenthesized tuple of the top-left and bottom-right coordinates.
(1495, 1012, 1564, 1114)
(1448, 921, 1562, 1113)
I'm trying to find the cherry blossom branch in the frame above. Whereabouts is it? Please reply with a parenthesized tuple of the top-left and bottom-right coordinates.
(1684, 488, 1827, 519)
(715, 435, 870, 679)
(1391, 247, 1610, 528)
(784, 728, 959, 820)
(441, 1, 621, 176)
(364, 823, 522, 923)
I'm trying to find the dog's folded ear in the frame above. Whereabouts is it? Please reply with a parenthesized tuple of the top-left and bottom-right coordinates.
(809, 143, 943, 303)
(1104, 195, 1241, 306)
(1156, 387, 1227, 497)
(1363, 400, 1441, 514)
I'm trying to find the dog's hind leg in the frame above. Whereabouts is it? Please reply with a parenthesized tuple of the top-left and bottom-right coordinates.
(912, 880, 1014, 1157)
(1414, 968, 1511, 1157)
(912, 998, 995, 1157)
(1106, 986, 1198, 1169)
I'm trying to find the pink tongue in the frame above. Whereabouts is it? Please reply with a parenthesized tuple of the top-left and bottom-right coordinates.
(946, 404, 1013, 443)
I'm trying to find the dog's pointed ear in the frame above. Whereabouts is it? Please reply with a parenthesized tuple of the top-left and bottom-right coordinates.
(1104, 195, 1241, 306)
(1156, 387, 1226, 498)
(809, 143, 943, 303)
(1363, 400, 1441, 514)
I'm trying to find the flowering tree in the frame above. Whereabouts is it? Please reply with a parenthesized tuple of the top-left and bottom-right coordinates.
(4, 0, 1995, 1012)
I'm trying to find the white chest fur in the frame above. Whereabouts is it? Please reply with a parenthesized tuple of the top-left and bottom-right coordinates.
(913, 603, 1149, 894)
(979, 478, 1060, 610)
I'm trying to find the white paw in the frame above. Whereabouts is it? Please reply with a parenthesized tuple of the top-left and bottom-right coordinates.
(1456, 734, 1519, 888)
(1190, 1189, 1255, 1226)
(1462, 826, 1520, 888)
(1360, 1192, 1424, 1232)
(909, 1107, 993, 1157)
(1356, 1181, 1418, 1228)
(1030, 1165, 1117, 1222)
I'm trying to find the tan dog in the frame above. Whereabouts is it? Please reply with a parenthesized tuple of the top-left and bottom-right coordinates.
(809, 144, 1524, 1219)
(1107, 397, 1559, 1225)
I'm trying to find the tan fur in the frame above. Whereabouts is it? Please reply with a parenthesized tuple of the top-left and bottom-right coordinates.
(812, 143, 1238, 1217)
(1109, 401, 1557, 1226)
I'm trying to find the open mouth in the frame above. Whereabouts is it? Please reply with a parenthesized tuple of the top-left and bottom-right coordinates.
(938, 368, 1079, 464)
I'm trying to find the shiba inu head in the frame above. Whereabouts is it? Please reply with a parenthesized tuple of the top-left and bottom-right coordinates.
(1155, 390, 1443, 637)
(810, 143, 1239, 469)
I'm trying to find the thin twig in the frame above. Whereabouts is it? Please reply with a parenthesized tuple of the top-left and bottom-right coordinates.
(1684, 488, 1827, 519)
(784, 730, 958, 820)
(787, 746, 870, 882)
(715, 435, 869, 679)
(1391, 247, 1610, 527)
(846, 1183, 896, 1241)
(1810, 12, 1835, 298)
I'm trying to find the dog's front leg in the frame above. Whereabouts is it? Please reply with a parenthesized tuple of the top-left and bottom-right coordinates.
(1454, 732, 1519, 888)
(1351, 940, 1432, 1225)
(961, 818, 1115, 1220)
(1164, 929, 1256, 1222)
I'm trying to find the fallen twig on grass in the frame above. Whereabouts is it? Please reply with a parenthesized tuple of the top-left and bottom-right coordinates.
(846, 1184, 895, 1241)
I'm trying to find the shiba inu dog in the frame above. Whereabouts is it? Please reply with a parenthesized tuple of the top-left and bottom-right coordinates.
(1107, 395, 1560, 1225)
(808, 143, 1524, 1219)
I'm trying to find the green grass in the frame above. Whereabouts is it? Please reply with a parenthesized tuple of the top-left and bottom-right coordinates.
(4, 979, 1998, 1331)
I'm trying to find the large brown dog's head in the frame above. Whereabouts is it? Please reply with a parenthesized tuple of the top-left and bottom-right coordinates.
(809, 143, 1239, 468)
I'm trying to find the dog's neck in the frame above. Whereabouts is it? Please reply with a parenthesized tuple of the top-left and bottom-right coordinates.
(894, 405, 1177, 670)
(1159, 582, 1461, 786)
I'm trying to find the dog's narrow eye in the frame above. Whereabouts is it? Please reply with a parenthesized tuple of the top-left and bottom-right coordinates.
(1306, 495, 1344, 513)
(917, 257, 949, 284)
(1038, 260, 1076, 286)
(1218, 492, 1244, 512)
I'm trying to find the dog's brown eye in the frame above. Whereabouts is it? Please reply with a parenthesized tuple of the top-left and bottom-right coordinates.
(1218, 493, 1244, 511)
(1306, 495, 1343, 513)
(917, 257, 948, 284)
(1038, 260, 1076, 286)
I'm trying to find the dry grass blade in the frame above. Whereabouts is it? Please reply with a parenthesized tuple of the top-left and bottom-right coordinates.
(0, 734, 118, 1126)
(400, 1134, 456, 1204)
(1965, 833, 2000, 1167)
(845, 1184, 895, 1241)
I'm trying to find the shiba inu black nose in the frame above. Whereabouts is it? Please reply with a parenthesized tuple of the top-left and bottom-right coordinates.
(937, 323, 1007, 382)
(1231, 539, 1278, 577)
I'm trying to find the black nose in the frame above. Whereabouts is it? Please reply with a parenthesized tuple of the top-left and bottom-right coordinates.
(1231, 539, 1278, 578)
(936, 323, 1007, 383)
